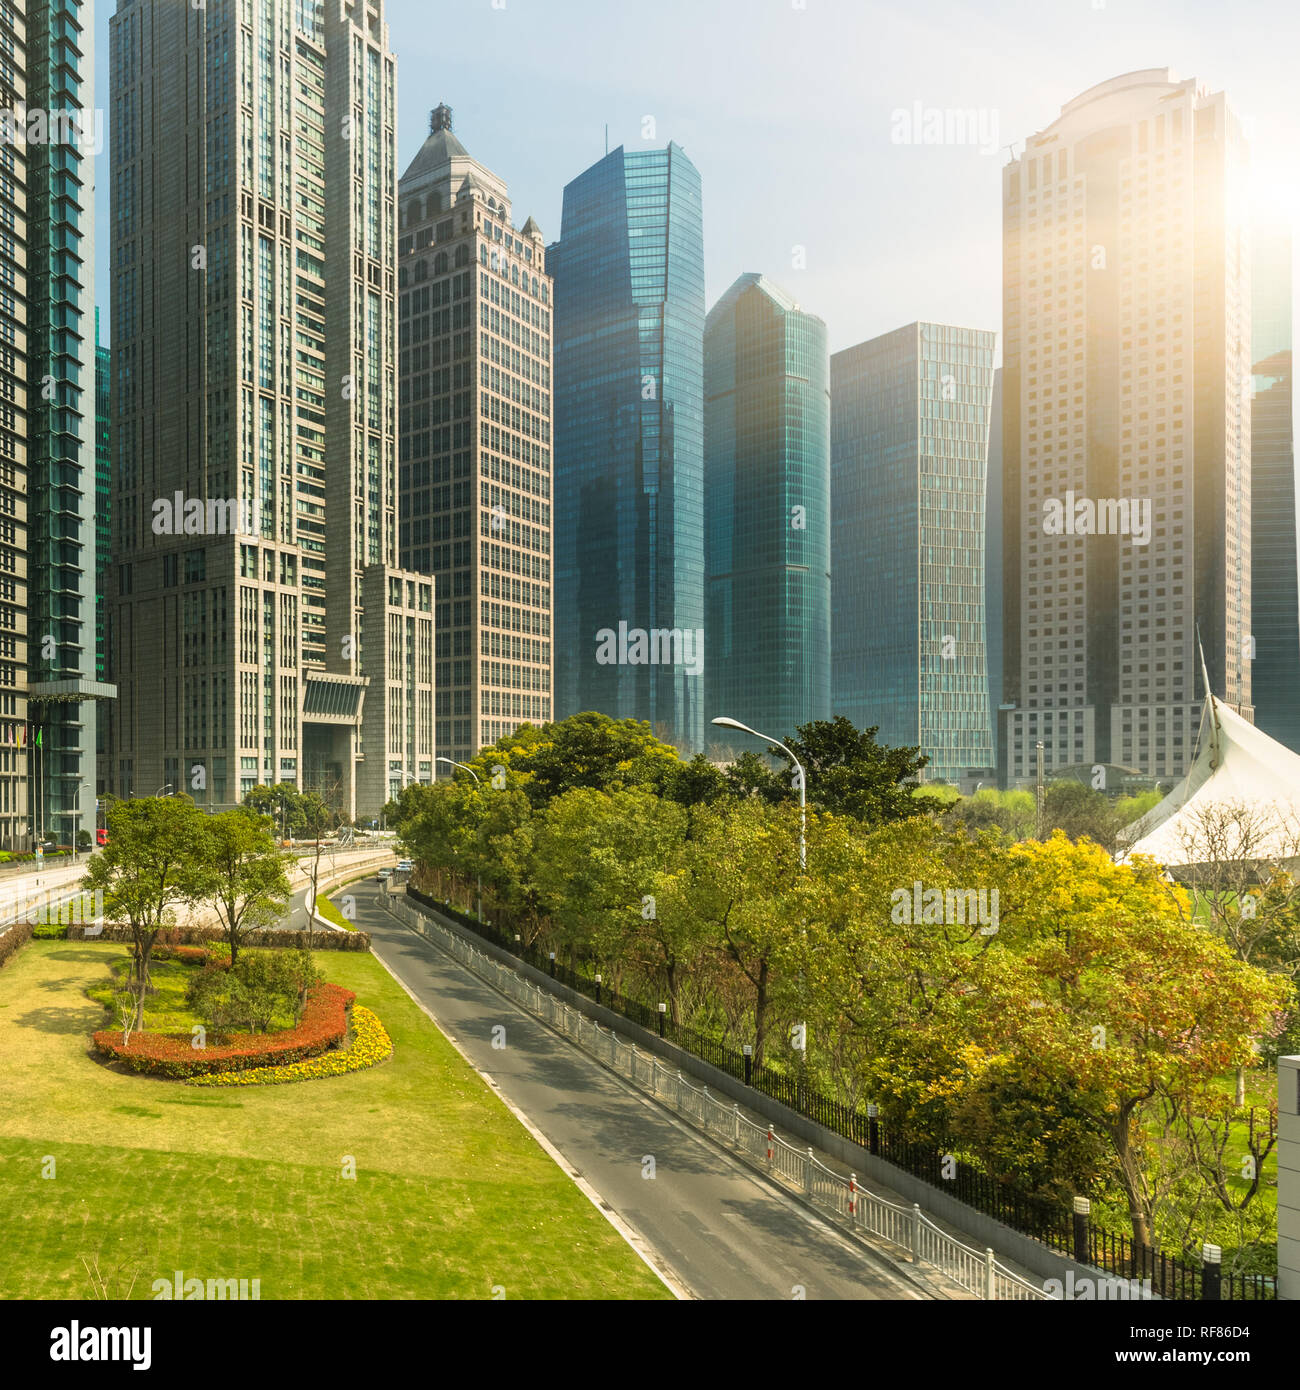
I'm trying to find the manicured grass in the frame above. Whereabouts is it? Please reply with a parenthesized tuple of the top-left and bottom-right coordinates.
(313, 893, 354, 933)
(0, 941, 670, 1300)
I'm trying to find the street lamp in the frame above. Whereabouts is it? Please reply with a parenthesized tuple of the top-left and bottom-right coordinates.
(713, 715, 809, 1084)
(712, 717, 806, 869)
(154, 784, 173, 798)
(436, 757, 483, 918)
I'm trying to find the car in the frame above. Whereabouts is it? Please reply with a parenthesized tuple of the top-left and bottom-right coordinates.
(376, 867, 392, 882)
(396, 859, 413, 871)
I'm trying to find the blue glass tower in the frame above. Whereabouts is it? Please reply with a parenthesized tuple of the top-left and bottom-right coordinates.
(831, 323, 996, 785)
(704, 274, 830, 755)
(548, 144, 705, 753)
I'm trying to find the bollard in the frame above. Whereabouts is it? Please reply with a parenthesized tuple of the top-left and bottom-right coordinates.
(657, 1002, 666, 1038)
(743, 1043, 752, 1086)
(766, 1126, 774, 1166)
(1201, 1243, 1222, 1301)
(733, 1103, 741, 1145)
(848, 1173, 857, 1218)
(1072, 1195, 1091, 1265)
(804, 1148, 814, 1196)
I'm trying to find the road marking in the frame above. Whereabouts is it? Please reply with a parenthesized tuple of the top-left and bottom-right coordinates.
(365, 931, 692, 1301)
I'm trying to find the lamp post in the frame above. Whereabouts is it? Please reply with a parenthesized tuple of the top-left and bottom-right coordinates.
(711, 717, 806, 869)
(154, 784, 173, 798)
(712, 715, 809, 1079)
(437, 757, 483, 919)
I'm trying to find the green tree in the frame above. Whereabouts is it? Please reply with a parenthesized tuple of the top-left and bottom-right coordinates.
(82, 797, 209, 1029)
(723, 716, 929, 825)
(196, 809, 292, 967)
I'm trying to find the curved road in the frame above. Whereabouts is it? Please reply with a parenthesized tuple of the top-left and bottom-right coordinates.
(346, 881, 935, 1302)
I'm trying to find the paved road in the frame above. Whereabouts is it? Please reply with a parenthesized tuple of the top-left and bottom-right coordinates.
(347, 881, 933, 1302)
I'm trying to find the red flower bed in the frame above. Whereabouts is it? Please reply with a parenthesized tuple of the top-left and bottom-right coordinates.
(93, 983, 356, 1079)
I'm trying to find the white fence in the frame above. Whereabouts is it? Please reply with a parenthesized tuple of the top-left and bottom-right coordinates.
(388, 894, 1053, 1301)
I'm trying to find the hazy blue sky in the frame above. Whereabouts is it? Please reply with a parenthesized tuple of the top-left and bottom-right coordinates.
(94, 0, 1300, 356)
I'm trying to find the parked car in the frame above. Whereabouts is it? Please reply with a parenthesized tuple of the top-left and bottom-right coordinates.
(376, 867, 392, 883)
(396, 859, 413, 872)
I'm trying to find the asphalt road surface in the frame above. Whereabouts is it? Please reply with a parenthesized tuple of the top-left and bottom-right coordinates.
(347, 880, 935, 1302)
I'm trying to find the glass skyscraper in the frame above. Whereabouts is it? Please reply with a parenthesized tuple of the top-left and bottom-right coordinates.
(831, 323, 996, 785)
(1250, 219, 1299, 753)
(12, 0, 108, 852)
(548, 143, 705, 754)
(704, 274, 829, 755)
(95, 310, 111, 687)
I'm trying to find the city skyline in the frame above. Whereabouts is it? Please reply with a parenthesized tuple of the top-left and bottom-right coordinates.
(91, 0, 1300, 364)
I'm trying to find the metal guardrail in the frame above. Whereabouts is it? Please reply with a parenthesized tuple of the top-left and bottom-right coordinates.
(389, 894, 1052, 1302)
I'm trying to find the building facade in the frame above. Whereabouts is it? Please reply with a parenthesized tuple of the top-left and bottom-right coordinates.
(548, 143, 705, 754)
(831, 322, 996, 786)
(1250, 220, 1298, 752)
(1001, 70, 1252, 787)
(95, 309, 110, 687)
(704, 273, 829, 755)
(986, 367, 1004, 733)
(108, 0, 431, 820)
(397, 105, 552, 767)
(0, 1, 107, 852)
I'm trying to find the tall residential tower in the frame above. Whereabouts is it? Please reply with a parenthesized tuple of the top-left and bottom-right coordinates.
(108, 0, 431, 819)
(1001, 70, 1252, 786)
(397, 105, 552, 766)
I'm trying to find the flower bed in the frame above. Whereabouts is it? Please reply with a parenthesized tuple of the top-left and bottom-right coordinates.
(185, 1004, 392, 1087)
(92, 983, 356, 1078)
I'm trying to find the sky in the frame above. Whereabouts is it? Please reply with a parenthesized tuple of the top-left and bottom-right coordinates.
(93, 0, 1300, 358)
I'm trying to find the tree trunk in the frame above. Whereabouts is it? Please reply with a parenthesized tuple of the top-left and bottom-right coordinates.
(1235, 1065, 1246, 1108)
(665, 959, 680, 1026)
(753, 957, 769, 1066)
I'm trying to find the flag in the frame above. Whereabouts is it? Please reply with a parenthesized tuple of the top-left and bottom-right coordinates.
(35, 728, 41, 748)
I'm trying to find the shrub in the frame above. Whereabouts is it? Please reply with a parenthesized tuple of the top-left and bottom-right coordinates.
(32, 923, 67, 940)
(92, 983, 355, 1078)
(0, 921, 32, 968)
(68, 923, 370, 952)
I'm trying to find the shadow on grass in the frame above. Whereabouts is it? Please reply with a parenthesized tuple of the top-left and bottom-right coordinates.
(14, 1003, 103, 1036)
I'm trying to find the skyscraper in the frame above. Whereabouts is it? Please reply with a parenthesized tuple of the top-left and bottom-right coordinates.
(549, 143, 705, 754)
(95, 310, 111, 687)
(108, 0, 431, 819)
(1001, 70, 1252, 786)
(985, 367, 1004, 727)
(8, 1, 108, 854)
(704, 273, 829, 754)
(831, 323, 996, 786)
(397, 105, 552, 766)
(1250, 219, 1298, 752)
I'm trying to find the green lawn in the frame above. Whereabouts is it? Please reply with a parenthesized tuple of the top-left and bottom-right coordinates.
(0, 940, 670, 1300)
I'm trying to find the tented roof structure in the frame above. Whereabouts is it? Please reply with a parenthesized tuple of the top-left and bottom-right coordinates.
(1117, 695, 1300, 875)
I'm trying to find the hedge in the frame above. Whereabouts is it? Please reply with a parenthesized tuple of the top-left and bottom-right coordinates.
(0, 921, 32, 969)
(186, 1003, 392, 1087)
(68, 922, 371, 952)
(92, 983, 356, 1078)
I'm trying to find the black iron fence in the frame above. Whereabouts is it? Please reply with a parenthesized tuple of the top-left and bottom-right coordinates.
(405, 883, 1278, 1301)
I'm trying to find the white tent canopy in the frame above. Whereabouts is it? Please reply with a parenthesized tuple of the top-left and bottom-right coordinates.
(1117, 696, 1300, 875)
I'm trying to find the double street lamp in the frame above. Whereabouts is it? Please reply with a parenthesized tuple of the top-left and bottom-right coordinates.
(436, 757, 483, 920)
